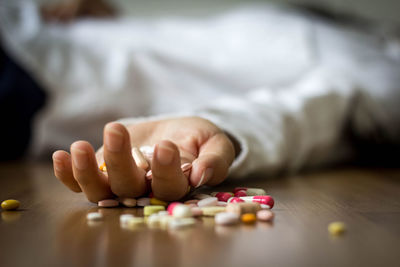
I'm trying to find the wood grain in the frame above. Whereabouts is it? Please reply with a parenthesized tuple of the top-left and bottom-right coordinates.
(0, 161, 399, 267)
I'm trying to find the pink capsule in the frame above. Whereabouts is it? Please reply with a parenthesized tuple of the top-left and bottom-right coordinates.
(228, 197, 245, 203)
(216, 192, 233, 202)
(167, 202, 182, 215)
(234, 190, 247, 197)
(239, 196, 274, 208)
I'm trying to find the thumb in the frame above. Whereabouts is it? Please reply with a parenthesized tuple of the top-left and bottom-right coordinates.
(189, 132, 235, 188)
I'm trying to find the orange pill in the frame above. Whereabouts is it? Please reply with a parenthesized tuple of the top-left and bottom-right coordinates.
(99, 162, 107, 172)
(241, 213, 257, 224)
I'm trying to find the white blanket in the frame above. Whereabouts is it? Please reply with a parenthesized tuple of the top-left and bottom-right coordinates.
(1, 0, 400, 177)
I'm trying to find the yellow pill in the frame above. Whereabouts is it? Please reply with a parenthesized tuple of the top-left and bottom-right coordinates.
(144, 205, 165, 216)
(241, 213, 257, 224)
(1, 199, 20, 211)
(328, 222, 346, 236)
(150, 198, 168, 206)
(200, 206, 226, 216)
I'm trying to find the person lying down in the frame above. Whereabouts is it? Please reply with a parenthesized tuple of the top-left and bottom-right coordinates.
(1, 1, 399, 202)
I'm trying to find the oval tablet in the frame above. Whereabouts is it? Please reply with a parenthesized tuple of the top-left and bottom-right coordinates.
(256, 210, 274, 222)
(215, 212, 239, 225)
(98, 199, 119, 208)
(241, 213, 257, 224)
(1, 199, 20, 210)
(172, 205, 192, 218)
(137, 197, 151, 207)
(120, 198, 137, 207)
(197, 197, 218, 207)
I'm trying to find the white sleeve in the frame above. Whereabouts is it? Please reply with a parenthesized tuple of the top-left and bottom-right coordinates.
(118, 63, 400, 178)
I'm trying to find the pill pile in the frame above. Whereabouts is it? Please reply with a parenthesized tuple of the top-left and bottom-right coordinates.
(86, 187, 275, 230)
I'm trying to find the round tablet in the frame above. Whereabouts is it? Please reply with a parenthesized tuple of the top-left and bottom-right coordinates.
(256, 210, 274, 222)
(197, 197, 218, 207)
(215, 212, 239, 225)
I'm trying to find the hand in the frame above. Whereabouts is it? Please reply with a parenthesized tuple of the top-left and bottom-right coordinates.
(52, 117, 236, 202)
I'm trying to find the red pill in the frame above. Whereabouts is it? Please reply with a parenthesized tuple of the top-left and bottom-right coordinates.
(240, 196, 274, 208)
(229, 197, 245, 203)
(217, 192, 233, 202)
(234, 190, 247, 197)
(233, 187, 247, 193)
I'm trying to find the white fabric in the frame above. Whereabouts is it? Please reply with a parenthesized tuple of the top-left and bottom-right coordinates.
(1, 1, 400, 177)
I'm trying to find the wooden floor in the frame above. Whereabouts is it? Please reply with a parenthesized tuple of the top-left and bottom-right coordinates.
(0, 161, 399, 267)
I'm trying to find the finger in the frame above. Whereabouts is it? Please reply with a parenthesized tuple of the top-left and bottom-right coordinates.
(190, 133, 235, 188)
(52, 150, 82, 192)
(103, 122, 147, 197)
(151, 140, 189, 201)
(71, 141, 113, 203)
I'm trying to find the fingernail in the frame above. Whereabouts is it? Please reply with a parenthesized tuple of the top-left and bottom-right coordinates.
(71, 147, 88, 170)
(156, 144, 174, 165)
(196, 168, 213, 188)
(104, 125, 124, 152)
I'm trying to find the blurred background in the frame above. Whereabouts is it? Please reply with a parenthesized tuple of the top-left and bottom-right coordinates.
(1, 0, 400, 163)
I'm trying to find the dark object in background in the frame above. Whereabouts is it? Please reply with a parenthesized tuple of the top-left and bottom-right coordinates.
(0, 43, 46, 161)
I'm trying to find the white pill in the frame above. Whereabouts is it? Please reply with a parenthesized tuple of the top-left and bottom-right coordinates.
(260, 204, 271, 209)
(158, 211, 169, 216)
(215, 212, 240, 225)
(137, 197, 151, 207)
(197, 197, 218, 207)
(139, 145, 154, 159)
(168, 218, 196, 229)
(119, 198, 137, 207)
(217, 201, 227, 207)
(172, 205, 193, 218)
(132, 147, 149, 170)
(120, 214, 134, 225)
(147, 214, 161, 227)
(159, 215, 173, 228)
(87, 212, 103, 221)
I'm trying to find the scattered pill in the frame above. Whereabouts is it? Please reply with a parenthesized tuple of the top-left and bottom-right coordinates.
(167, 202, 182, 215)
(139, 145, 154, 159)
(201, 206, 226, 216)
(217, 201, 227, 207)
(150, 198, 168, 206)
(216, 192, 233, 202)
(144, 205, 165, 216)
(137, 197, 151, 207)
(119, 198, 137, 207)
(172, 205, 192, 218)
(147, 214, 161, 227)
(227, 197, 245, 203)
(241, 213, 257, 224)
(127, 217, 145, 228)
(120, 214, 135, 225)
(99, 162, 107, 172)
(256, 210, 274, 222)
(159, 215, 173, 228)
(215, 212, 240, 225)
(158, 211, 169, 216)
(226, 202, 261, 215)
(191, 207, 203, 217)
(234, 190, 247, 197)
(239, 196, 274, 208)
(234, 187, 266, 196)
(169, 218, 196, 229)
(98, 199, 119, 208)
(260, 204, 271, 209)
(1, 199, 20, 211)
(328, 222, 346, 236)
(197, 197, 218, 207)
(192, 194, 212, 200)
(132, 147, 149, 170)
(184, 199, 199, 205)
(87, 212, 103, 221)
